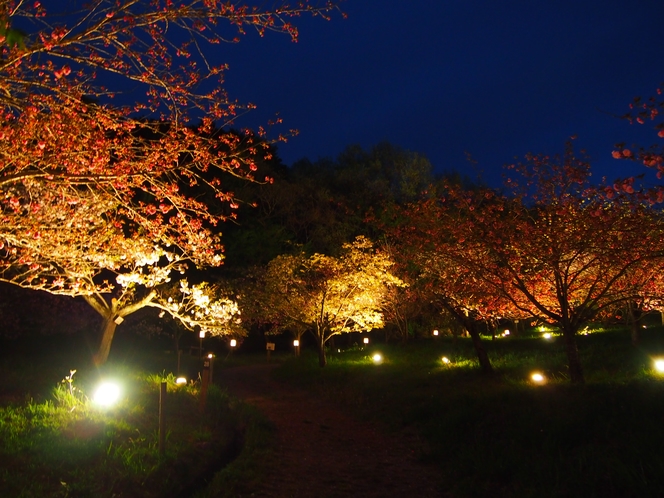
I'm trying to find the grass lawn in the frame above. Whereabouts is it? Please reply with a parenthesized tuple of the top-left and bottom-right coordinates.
(272, 327, 664, 498)
(4, 326, 664, 497)
(0, 335, 245, 498)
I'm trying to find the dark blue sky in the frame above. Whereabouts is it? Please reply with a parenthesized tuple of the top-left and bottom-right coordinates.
(220, 0, 664, 187)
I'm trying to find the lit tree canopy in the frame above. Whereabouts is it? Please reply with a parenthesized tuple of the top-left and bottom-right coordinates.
(0, 0, 340, 362)
(0, 0, 340, 294)
(429, 145, 664, 383)
(260, 236, 404, 367)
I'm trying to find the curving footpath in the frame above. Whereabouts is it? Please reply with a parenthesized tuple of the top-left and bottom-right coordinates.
(219, 363, 447, 498)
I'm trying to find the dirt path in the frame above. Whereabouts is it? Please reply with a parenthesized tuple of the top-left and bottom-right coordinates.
(219, 364, 447, 498)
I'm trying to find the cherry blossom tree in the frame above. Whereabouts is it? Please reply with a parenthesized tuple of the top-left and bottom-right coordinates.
(0, 0, 340, 361)
(260, 236, 404, 367)
(450, 146, 664, 383)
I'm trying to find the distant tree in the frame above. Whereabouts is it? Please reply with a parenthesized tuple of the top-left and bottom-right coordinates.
(260, 236, 404, 367)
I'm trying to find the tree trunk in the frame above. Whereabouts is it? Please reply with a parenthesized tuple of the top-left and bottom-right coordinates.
(561, 327, 584, 384)
(93, 318, 118, 366)
(466, 321, 493, 375)
(317, 332, 327, 367)
(627, 302, 641, 346)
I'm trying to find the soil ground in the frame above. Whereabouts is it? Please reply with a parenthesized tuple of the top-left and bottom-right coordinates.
(219, 363, 448, 498)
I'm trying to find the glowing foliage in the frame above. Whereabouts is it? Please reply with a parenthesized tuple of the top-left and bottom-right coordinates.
(261, 236, 404, 366)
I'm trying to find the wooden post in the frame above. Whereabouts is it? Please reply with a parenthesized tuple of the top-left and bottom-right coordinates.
(266, 342, 275, 361)
(199, 358, 210, 412)
(159, 381, 166, 456)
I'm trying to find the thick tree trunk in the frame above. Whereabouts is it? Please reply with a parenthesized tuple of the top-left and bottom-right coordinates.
(561, 327, 584, 384)
(466, 321, 493, 375)
(93, 318, 118, 366)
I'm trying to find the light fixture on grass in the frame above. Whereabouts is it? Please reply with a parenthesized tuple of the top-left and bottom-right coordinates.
(175, 377, 187, 385)
(543, 333, 552, 340)
(530, 372, 546, 384)
(442, 356, 451, 364)
(93, 381, 121, 407)
(503, 329, 510, 337)
(654, 358, 664, 373)
(372, 353, 383, 364)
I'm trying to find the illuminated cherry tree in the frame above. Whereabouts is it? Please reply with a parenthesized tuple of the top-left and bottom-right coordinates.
(261, 236, 404, 367)
(449, 146, 664, 383)
(0, 0, 339, 361)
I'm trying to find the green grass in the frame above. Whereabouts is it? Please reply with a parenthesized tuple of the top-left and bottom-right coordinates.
(0, 343, 245, 498)
(272, 328, 664, 497)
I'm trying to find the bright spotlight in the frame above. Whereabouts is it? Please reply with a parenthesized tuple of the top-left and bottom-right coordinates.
(531, 372, 545, 384)
(372, 353, 383, 364)
(654, 359, 664, 373)
(363, 337, 369, 345)
(230, 339, 237, 348)
(293, 340, 300, 347)
(503, 329, 510, 336)
(543, 333, 552, 339)
(442, 356, 450, 364)
(93, 381, 121, 407)
(175, 377, 187, 385)
(433, 329, 439, 336)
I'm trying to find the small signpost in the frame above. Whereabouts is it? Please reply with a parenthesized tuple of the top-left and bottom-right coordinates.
(159, 381, 166, 456)
(266, 342, 275, 361)
(199, 358, 210, 412)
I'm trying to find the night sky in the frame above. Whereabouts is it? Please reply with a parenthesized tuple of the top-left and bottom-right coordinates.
(220, 0, 664, 187)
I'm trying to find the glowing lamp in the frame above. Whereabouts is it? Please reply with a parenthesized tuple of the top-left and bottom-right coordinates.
(654, 359, 664, 373)
(207, 353, 214, 359)
(363, 337, 369, 345)
(503, 329, 510, 336)
(543, 333, 552, 339)
(539, 326, 546, 333)
(293, 340, 300, 347)
(372, 353, 383, 364)
(199, 331, 205, 338)
(433, 329, 439, 336)
(442, 356, 450, 364)
(531, 372, 545, 384)
(93, 381, 121, 407)
(230, 339, 237, 348)
(175, 377, 187, 385)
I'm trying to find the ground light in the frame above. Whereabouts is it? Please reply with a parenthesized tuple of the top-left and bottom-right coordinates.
(530, 372, 546, 384)
(372, 353, 383, 364)
(654, 358, 664, 373)
(543, 332, 552, 339)
(442, 356, 451, 364)
(93, 381, 121, 407)
(175, 377, 187, 385)
(433, 329, 439, 336)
